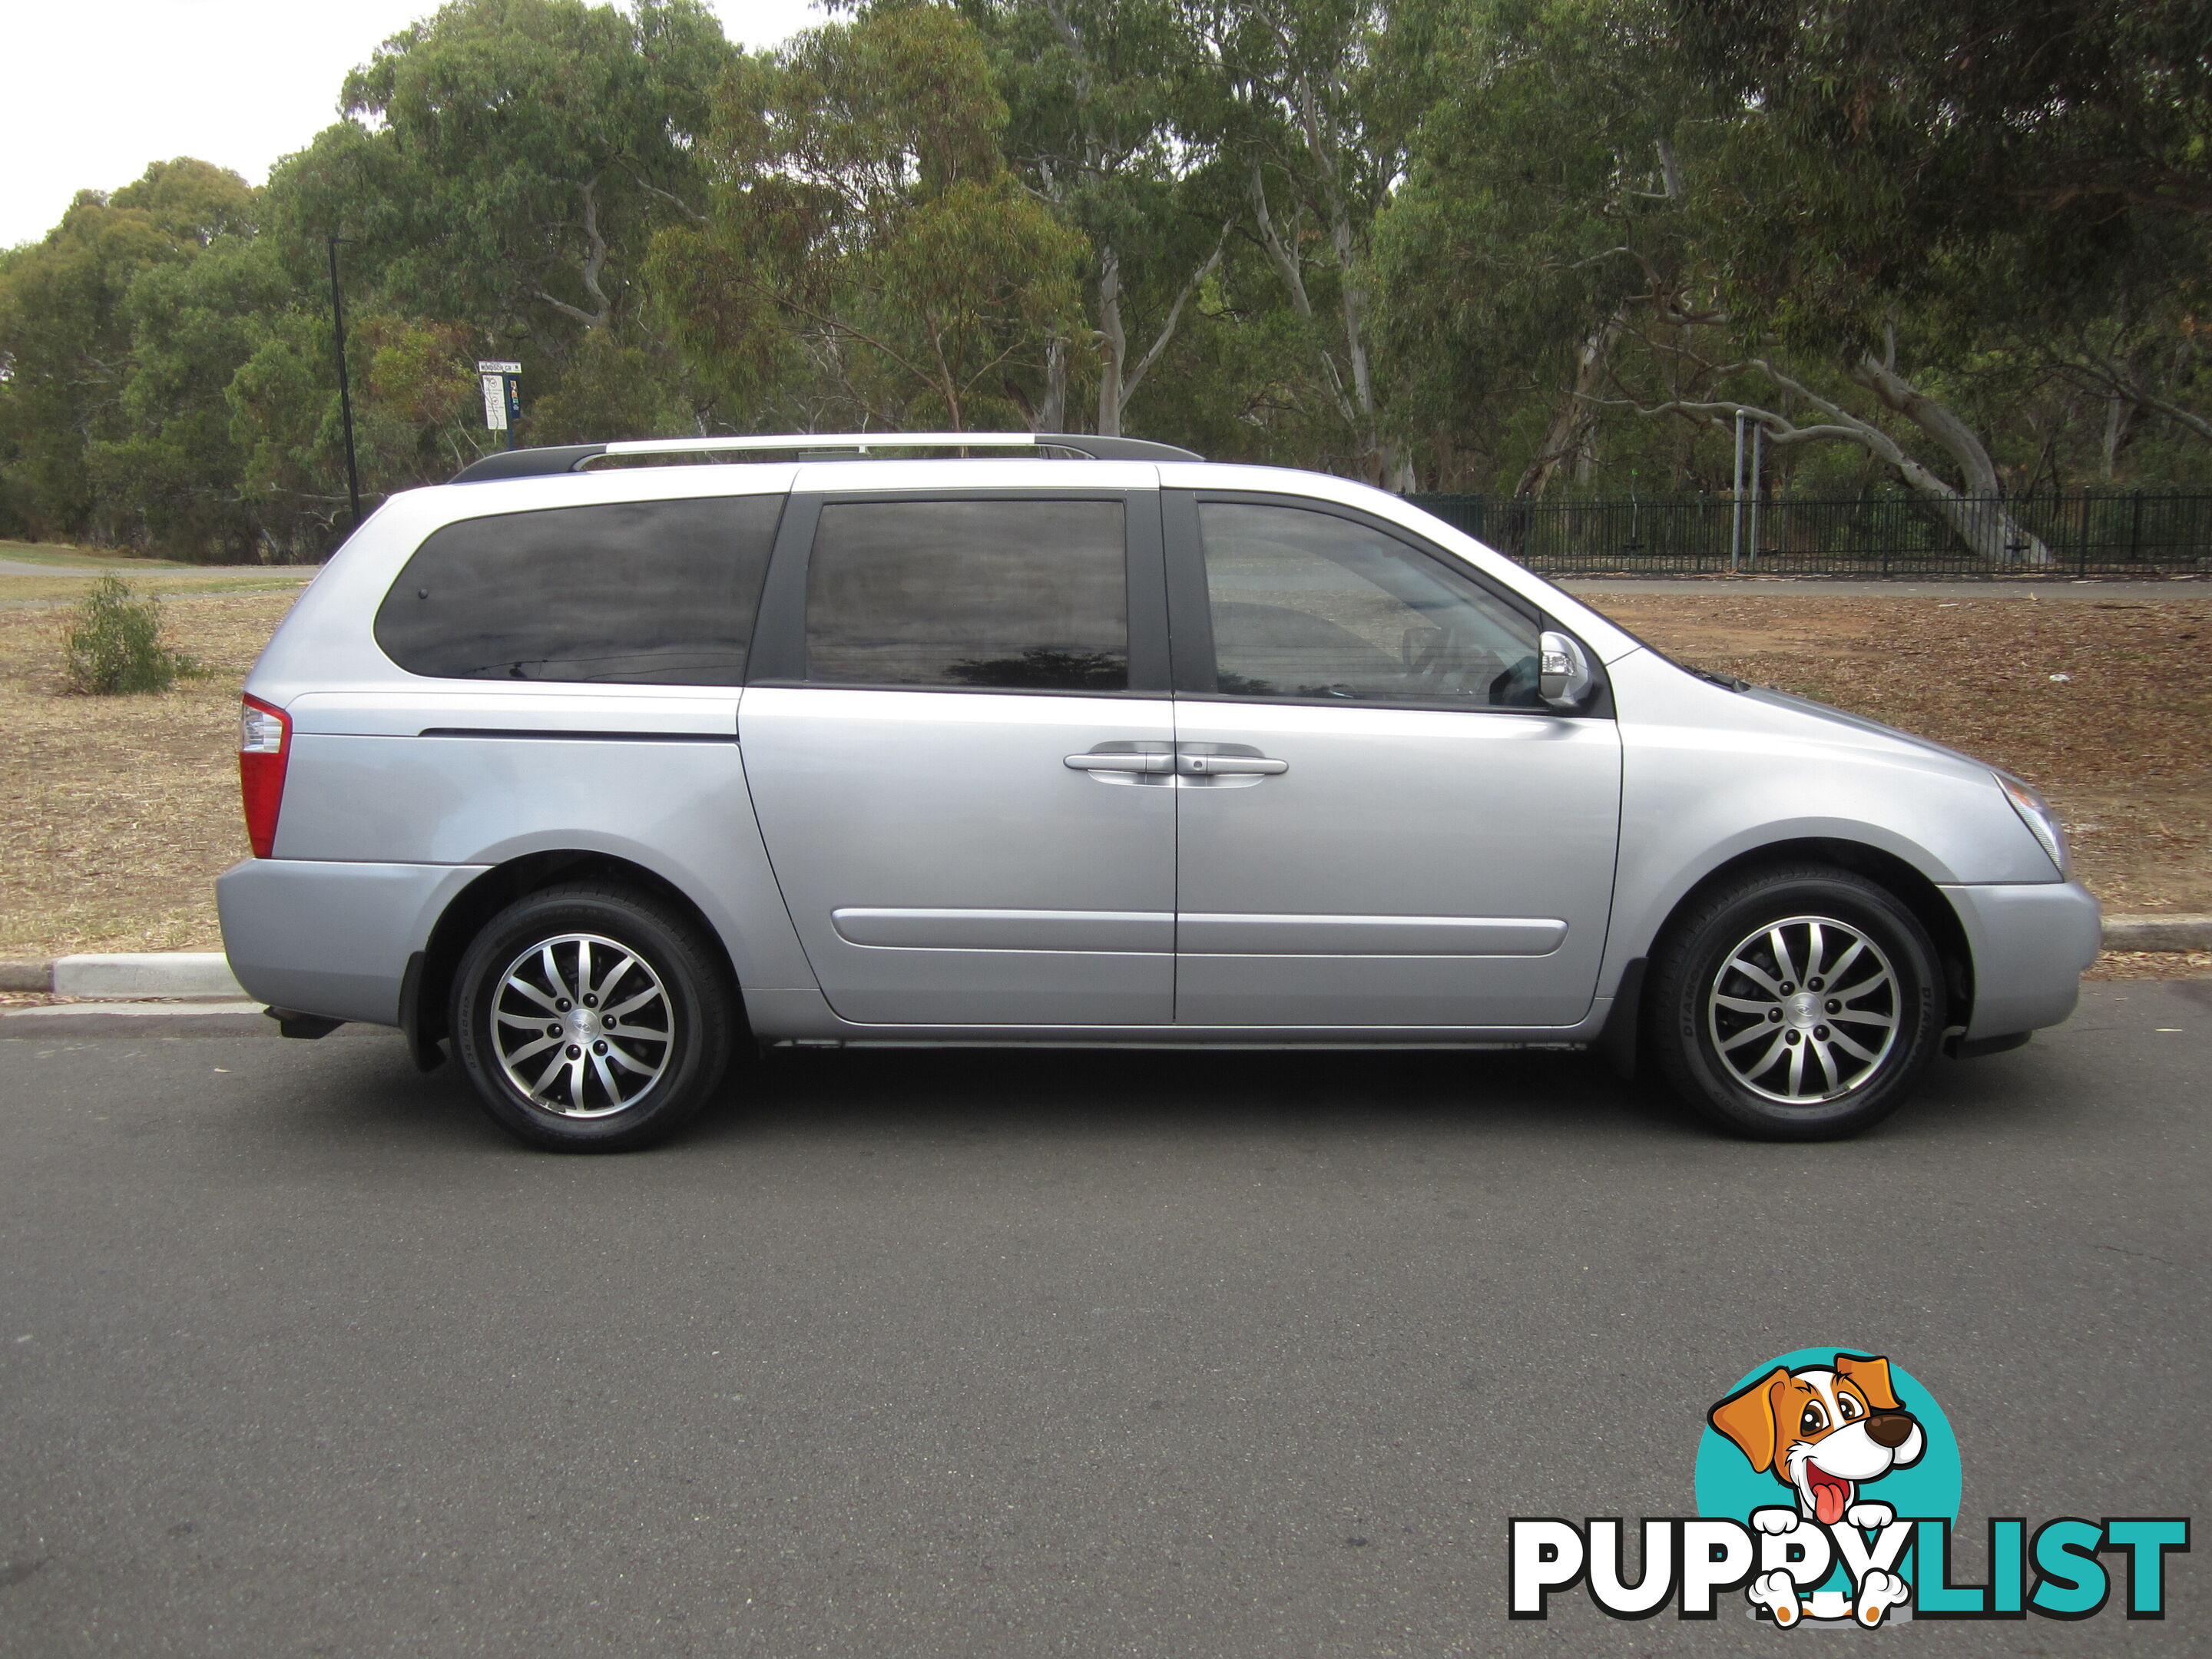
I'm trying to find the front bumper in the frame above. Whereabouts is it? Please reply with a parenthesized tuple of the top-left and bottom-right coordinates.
(1940, 880, 2102, 1040)
(216, 859, 489, 1026)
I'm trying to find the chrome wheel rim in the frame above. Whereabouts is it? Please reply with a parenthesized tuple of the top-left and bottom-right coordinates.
(1707, 916, 1900, 1104)
(489, 932, 674, 1118)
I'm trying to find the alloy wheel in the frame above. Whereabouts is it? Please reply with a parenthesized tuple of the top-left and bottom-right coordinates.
(488, 932, 674, 1118)
(1706, 915, 1900, 1104)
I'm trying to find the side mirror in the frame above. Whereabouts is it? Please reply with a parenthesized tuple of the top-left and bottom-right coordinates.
(1538, 630, 1595, 710)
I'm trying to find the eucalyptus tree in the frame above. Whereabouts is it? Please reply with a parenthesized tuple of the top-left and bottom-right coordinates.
(2015, 210, 2212, 480)
(1583, 112, 2074, 564)
(1376, 0, 1712, 495)
(0, 159, 256, 547)
(959, 0, 1232, 435)
(1674, 0, 2212, 230)
(1184, 0, 1434, 484)
(1654, 0, 2212, 525)
(1381, 0, 2085, 558)
(101, 231, 292, 557)
(273, 0, 733, 374)
(652, 2, 1087, 432)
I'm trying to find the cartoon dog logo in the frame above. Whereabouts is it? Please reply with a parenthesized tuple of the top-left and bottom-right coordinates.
(1708, 1353, 1927, 1626)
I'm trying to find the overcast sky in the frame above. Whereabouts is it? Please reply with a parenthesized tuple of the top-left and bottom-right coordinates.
(1, 0, 827, 249)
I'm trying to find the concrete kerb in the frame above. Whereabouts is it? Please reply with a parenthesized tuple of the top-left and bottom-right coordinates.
(2, 953, 245, 997)
(2101, 914, 2212, 951)
(4, 926, 2208, 1041)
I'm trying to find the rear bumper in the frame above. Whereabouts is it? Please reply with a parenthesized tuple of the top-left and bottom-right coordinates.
(1941, 880, 2102, 1040)
(216, 859, 488, 1026)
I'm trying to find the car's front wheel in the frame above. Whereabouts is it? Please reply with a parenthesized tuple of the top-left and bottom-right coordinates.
(1648, 866, 1943, 1140)
(450, 883, 738, 1151)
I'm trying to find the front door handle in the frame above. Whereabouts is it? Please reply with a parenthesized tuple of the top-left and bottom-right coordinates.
(1177, 753, 1287, 776)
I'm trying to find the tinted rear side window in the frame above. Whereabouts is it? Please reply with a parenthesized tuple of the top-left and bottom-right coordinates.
(804, 499, 1128, 691)
(375, 495, 781, 684)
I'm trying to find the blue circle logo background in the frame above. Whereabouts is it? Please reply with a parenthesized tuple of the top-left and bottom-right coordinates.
(1694, 1346, 1962, 1529)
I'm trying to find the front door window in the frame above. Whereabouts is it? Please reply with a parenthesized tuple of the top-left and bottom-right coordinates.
(1198, 501, 1542, 710)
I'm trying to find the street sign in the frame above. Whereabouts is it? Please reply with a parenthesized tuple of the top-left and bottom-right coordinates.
(475, 359, 523, 375)
(480, 373, 509, 432)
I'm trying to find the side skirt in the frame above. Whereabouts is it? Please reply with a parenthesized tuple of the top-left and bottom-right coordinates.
(744, 986, 1615, 1050)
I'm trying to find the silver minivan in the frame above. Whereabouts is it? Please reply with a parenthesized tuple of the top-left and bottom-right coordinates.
(218, 434, 2100, 1149)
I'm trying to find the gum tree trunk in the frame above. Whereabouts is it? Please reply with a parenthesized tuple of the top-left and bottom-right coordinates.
(1517, 308, 1626, 498)
(1850, 346, 2051, 566)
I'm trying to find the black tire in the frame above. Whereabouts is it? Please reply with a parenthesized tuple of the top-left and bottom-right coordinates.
(1647, 866, 1943, 1141)
(450, 882, 739, 1151)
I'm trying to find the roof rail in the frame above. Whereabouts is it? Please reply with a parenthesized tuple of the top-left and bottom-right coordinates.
(449, 431, 1202, 483)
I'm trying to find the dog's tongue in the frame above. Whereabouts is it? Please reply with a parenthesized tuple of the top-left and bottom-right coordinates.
(1811, 1474, 1849, 1527)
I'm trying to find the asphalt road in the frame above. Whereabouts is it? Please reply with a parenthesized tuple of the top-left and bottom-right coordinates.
(0, 561, 301, 579)
(2, 982, 2205, 1657)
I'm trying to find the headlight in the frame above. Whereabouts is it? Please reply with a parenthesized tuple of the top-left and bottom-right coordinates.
(1995, 773, 2068, 876)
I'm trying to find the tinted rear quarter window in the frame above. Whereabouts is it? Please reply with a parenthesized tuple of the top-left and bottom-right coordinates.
(375, 495, 782, 684)
(804, 498, 1128, 691)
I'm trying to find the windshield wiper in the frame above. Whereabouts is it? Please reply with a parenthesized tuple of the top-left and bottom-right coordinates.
(1686, 664, 1752, 693)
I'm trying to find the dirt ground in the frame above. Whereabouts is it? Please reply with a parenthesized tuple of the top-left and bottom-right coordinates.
(0, 581, 2205, 973)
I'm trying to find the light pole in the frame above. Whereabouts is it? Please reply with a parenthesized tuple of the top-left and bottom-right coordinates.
(326, 237, 363, 534)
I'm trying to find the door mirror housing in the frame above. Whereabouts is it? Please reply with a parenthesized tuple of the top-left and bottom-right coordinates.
(1538, 631, 1596, 710)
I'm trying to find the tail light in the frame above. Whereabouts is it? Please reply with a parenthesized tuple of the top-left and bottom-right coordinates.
(239, 695, 291, 857)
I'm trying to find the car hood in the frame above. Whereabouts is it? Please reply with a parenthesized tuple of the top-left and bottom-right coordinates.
(1740, 684, 1998, 780)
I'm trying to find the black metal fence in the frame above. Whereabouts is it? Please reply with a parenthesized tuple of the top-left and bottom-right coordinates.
(1406, 492, 2212, 578)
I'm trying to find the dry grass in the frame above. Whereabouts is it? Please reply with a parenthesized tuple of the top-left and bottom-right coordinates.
(0, 588, 303, 957)
(1, 582, 2206, 965)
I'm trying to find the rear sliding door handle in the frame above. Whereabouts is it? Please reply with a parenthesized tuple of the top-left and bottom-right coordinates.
(1177, 753, 1287, 776)
(1065, 750, 1174, 773)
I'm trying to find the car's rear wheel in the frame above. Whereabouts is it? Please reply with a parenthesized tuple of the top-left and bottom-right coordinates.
(451, 883, 737, 1151)
(1648, 866, 1942, 1140)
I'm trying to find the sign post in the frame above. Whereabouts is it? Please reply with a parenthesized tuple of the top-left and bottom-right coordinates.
(476, 360, 523, 451)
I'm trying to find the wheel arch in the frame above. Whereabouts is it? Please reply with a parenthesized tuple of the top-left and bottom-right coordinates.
(1605, 836, 1974, 1079)
(409, 850, 743, 1065)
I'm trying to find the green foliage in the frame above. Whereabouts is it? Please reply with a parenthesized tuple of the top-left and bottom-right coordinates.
(1376, 0, 1711, 491)
(307, 0, 732, 334)
(0, 0, 2207, 561)
(0, 161, 255, 545)
(654, 3, 1087, 429)
(958, 0, 1233, 435)
(1674, 0, 2211, 234)
(61, 578, 201, 695)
